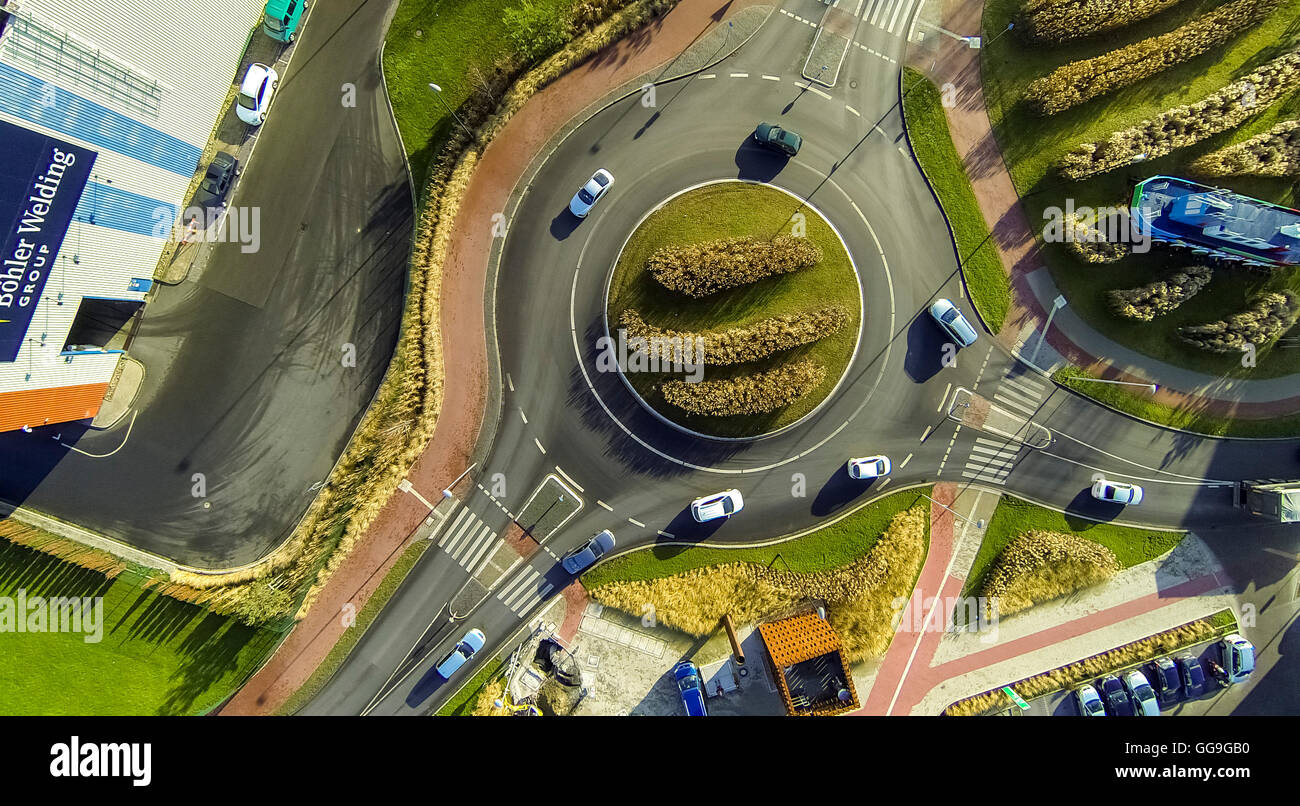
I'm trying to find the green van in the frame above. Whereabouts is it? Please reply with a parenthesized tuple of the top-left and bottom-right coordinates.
(262, 0, 306, 43)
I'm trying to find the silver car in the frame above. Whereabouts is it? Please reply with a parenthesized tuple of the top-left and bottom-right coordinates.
(928, 298, 978, 347)
(569, 169, 614, 218)
(1092, 477, 1144, 505)
(561, 529, 616, 574)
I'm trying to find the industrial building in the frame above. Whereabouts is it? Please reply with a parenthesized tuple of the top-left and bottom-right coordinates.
(0, 0, 266, 432)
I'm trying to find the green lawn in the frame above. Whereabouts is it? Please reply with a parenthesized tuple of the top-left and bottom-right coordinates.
(902, 68, 1010, 332)
(1055, 365, 1300, 436)
(383, 0, 580, 185)
(581, 486, 932, 587)
(962, 494, 1187, 597)
(0, 541, 280, 715)
(607, 181, 863, 437)
(980, 0, 1300, 379)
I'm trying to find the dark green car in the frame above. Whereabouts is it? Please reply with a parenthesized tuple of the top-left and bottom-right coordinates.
(754, 122, 802, 156)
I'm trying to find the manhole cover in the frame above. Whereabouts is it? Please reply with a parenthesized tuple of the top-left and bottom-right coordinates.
(850, 80, 858, 89)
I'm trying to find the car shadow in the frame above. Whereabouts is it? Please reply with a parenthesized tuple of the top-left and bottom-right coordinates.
(735, 140, 788, 182)
(1064, 488, 1121, 526)
(404, 666, 448, 708)
(811, 465, 876, 517)
(903, 314, 949, 383)
(652, 507, 726, 558)
(550, 210, 581, 241)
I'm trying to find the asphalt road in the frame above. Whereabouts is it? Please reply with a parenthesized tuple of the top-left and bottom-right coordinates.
(0, 0, 411, 567)
(307, 0, 1298, 714)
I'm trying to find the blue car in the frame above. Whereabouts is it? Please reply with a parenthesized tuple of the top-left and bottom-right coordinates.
(673, 661, 707, 716)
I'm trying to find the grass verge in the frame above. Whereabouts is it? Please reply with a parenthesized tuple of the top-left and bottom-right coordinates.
(276, 537, 432, 715)
(436, 657, 506, 716)
(963, 494, 1185, 597)
(901, 68, 1011, 332)
(1055, 365, 1300, 436)
(607, 181, 862, 437)
(582, 486, 932, 587)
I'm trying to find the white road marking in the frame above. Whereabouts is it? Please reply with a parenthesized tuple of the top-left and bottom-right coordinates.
(900, 452, 913, 468)
(519, 408, 528, 424)
(730, 72, 749, 78)
(534, 437, 546, 455)
(628, 517, 646, 528)
(762, 74, 781, 81)
(845, 105, 861, 116)
(554, 465, 584, 492)
(921, 425, 933, 441)
(698, 73, 716, 79)
(938, 382, 952, 412)
(506, 373, 514, 392)
(597, 500, 614, 511)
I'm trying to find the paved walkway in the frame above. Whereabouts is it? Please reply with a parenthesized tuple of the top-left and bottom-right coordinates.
(912, 0, 1300, 419)
(221, 0, 767, 716)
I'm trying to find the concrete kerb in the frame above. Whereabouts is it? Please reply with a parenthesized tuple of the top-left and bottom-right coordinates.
(600, 179, 865, 443)
(474, 3, 778, 473)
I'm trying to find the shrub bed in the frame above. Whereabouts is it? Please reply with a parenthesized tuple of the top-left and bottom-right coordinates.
(1189, 119, 1300, 177)
(1016, 0, 1189, 45)
(1178, 290, 1300, 352)
(1108, 264, 1213, 321)
(618, 305, 849, 366)
(661, 360, 826, 416)
(1024, 0, 1281, 115)
(647, 235, 823, 297)
(979, 531, 1121, 617)
(1057, 50, 1300, 180)
(1059, 210, 1132, 263)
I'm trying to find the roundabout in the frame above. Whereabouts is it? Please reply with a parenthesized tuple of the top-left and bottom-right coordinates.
(603, 180, 865, 440)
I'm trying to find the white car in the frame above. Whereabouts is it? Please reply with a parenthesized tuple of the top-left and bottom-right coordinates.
(1219, 633, 1255, 684)
(236, 63, 279, 126)
(435, 627, 485, 679)
(568, 168, 614, 218)
(1091, 477, 1144, 505)
(1122, 669, 1160, 716)
(690, 489, 744, 523)
(929, 298, 978, 347)
(847, 455, 891, 480)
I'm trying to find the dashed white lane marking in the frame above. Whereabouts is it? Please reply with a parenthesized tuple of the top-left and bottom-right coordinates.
(878, 478, 892, 491)
(762, 74, 781, 81)
(900, 452, 913, 469)
(898, 145, 910, 158)
(534, 437, 546, 455)
(846, 105, 860, 117)
(794, 81, 832, 100)
(778, 8, 817, 26)
(519, 408, 528, 424)
(628, 517, 646, 528)
(506, 373, 514, 392)
(554, 465, 584, 492)
(597, 500, 614, 511)
(698, 73, 716, 79)
(730, 72, 749, 78)
(854, 42, 897, 63)
(920, 425, 932, 441)
(937, 382, 952, 412)
(657, 530, 676, 538)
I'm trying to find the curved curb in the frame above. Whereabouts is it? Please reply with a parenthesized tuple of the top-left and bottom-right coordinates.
(600, 179, 865, 443)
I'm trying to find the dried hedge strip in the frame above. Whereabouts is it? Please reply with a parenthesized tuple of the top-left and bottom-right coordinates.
(661, 360, 826, 416)
(979, 531, 1121, 617)
(1189, 119, 1300, 178)
(1178, 291, 1300, 352)
(619, 305, 849, 366)
(1016, 0, 1189, 45)
(1024, 0, 1281, 115)
(1058, 50, 1300, 180)
(647, 235, 823, 297)
(1108, 264, 1213, 321)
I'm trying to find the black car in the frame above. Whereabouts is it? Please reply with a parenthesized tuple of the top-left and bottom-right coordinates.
(195, 151, 239, 207)
(1177, 654, 1206, 697)
(1098, 674, 1134, 716)
(1147, 657, 1181, 705)
(754, 122, 802, 156)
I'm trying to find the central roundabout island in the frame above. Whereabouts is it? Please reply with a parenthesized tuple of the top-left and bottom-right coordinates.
(604, 180, 863, 440)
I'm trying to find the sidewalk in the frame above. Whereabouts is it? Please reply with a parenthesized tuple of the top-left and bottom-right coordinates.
(911, 0, 1300, 419)
(220, 0, 769, 716)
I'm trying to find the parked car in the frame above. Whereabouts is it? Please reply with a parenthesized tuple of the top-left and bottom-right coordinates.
(753, 122, 802, 156)
(1123, 669, 1160, 716)
(1091, 476, 1144, 505)
(435, 627, 485, 679)
(1074, 683, 1106, 716)
(262, 0, 306, 42)
(195, 152, 238, 208)
(1219, 633, 1256, 684)
(560, 529, 616, 574)
(690, 489, 744, 523)
(847, 455, 891, 480)
(235, 63, 279, 126)
(1098, 674, 1134, 716)
(568, 168, 614, 218)
(1176, 654, 1206, 698)
(1147, 657, 1182, 705)
(673, 661, 708, 716)
(928, 298, 978, 347)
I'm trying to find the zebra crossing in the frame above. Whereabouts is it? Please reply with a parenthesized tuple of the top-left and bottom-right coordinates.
(962, 436, 1022, 485)
(991, 373, 1048, 419)
(437, 506, 504, 576)
(495, 565, 555, 617)
(840, 0, 918, 36)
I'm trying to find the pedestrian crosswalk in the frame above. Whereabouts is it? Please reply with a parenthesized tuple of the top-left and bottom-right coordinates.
(962, 436, 1021, 485)
(845, 0, 918, 36)
(438, 506, 503, 576)
(992, 372, 1048, 418)
(496, 566, 554, 617)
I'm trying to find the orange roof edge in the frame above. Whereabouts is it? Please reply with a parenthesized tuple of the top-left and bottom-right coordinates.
(0, 382, 109, 432)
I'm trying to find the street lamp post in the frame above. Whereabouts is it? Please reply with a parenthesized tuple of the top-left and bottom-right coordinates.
(428, 83, 474, 140)
(1030, 294, 1067, 364)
